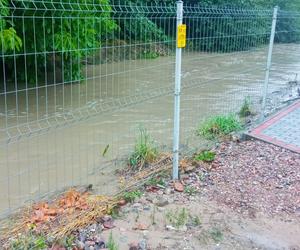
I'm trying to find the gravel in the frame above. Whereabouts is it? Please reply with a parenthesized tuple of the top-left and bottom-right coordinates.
(199, 139, 300, 217)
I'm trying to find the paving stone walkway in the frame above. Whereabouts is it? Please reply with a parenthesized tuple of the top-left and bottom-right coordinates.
(249, 100, 300, 154)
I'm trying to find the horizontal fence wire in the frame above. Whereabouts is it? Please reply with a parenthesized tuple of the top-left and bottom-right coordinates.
(0, 1, 299, 218)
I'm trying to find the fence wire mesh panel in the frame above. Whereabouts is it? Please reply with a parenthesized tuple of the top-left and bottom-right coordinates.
(0, 1, 299, 218)
(179, 6, 273, 148)
(265, 10, 300, 116)
(0, 1, 177, 217)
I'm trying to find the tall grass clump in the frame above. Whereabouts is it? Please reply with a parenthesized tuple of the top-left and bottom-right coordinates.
(129, 127, 158, 170)
(197, 114, 242, 140)
(239, 97, 253, 118)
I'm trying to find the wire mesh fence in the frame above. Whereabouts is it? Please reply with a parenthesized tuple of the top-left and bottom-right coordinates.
(0, 1, 299, 217)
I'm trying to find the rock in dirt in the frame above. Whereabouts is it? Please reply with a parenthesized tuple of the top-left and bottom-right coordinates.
(174, 182, 184, 192)
(103, 220, 115, 229)
(138, 239, 148, 250)
(129, 241, 139, 250)
(133, 223, 148, 231)
(154, 197, 169, 207)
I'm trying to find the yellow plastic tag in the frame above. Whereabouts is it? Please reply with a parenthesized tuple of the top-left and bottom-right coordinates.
(177, 24, 187, 48)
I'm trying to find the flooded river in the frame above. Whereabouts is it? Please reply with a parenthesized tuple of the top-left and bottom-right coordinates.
(1, 44, 300, 215)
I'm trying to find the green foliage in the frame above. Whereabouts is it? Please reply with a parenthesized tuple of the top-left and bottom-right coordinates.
(210, 227, 223, 243)
(123, 190, 142, 203)
(107, 232, 119, 250)
(140, 51, 159, 59)
(129, 127, 158, 169)
(198, 114, 242, 140)
(9, 232, 47, 250)
(239, 97, 253, 118)
(146, 176, 166, 187)
(194, 150, 216, 162)
(1, 0, 117, 85)
(0, 0, 22, 53)
(166, 208, 189, 229)
(184, 185, 198, 196)
(118, 14, 169, 43)
(189, 215, 202, 227)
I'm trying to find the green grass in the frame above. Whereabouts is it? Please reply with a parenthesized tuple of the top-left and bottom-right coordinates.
(210, 227, 223, 243)
(194, 150, 216, 162)
(9, 232, 47, 250)
(129, 127, 158, 170)
(107, 232, 118, 250)
(146, 176, 166, 187)
(198, 114, 242, 140)
(184, 185, 197, 196)
(239, 97, 253, 118)
(166, 208, 189, 229)
(140, 51, 159, 59)
(123, 190, 143, 203)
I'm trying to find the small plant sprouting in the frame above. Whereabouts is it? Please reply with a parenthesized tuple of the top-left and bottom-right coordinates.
(189, 215, 202, 227)
(123, 190, 143, 203)
(194, 150, 216, 162)
(129, 127, 158, 170)
(210, 227, 223, 243)
(166, 208, 189, 229)
(146, 176, 166, 187)
(9, 231, 47, 250)
(141, 51, 159, 59)
(184, 185, 197, 196)
(107, 232, 119, 250)
(197, 114, 242, 140)
(239, 97, 253, 118)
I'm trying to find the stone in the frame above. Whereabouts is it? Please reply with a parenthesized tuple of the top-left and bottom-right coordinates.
(103, 220, 115, 229)
(138, 239, 147, 250)
(129, 241, 139, 250)
(174, 182, 184, 192)
(164, 188, 172, 195)
(166, 225, 176, 231)
(155, 197, 169, 207)
(76, 240, 85, 250)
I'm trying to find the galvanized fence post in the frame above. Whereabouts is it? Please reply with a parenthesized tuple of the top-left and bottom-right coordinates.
(261, 6, 278, 119)
(173, 0, 184, 180)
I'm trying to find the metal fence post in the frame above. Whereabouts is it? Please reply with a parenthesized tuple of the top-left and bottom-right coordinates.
(172, 0, 183, 180)
(261, 6, 278, 119)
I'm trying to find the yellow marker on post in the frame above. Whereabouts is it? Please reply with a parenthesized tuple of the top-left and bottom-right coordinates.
(177, 24, 187, 48)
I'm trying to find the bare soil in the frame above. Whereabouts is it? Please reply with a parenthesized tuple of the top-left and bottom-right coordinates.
(96, 139, 300, 250)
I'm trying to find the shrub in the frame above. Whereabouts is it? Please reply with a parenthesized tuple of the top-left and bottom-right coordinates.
(129, 127, 158, 170)
(239, 97, 253, 118)
(198, 114, 242, 140)
(194, 150, 216, 162)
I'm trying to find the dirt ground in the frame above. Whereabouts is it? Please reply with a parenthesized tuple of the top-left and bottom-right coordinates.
(77, 139, 300, 250)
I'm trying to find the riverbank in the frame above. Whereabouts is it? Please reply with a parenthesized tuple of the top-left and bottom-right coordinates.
(2, 138, 299, 249)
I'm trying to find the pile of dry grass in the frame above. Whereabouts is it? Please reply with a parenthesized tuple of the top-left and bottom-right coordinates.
(0, 154, 174, 245)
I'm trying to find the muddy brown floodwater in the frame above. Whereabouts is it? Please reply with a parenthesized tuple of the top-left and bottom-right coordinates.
(0, 44, 300, 216)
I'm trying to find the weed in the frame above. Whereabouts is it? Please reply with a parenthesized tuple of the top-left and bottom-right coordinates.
(184, 185, 197, 196)
(129, 127, 158, 170)
(198, 114, 242, 140)
(146, 176, 166, 187)
(210, 227, 223, 243)
(107, 232, 118, 250)
(9, 231, 47, 250)
(54, 235, 75, 249)
(239, 97, 253, 118)
(189, 215, 202, 227)
(109, 207, 122, 219)
(123, 190, 142, 203)
(194, 150, 216, 162)
(166, 208, 189, 229)
(140, 51, 159, 59)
